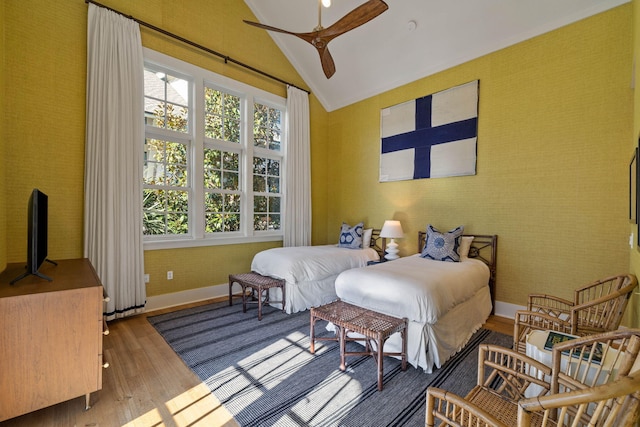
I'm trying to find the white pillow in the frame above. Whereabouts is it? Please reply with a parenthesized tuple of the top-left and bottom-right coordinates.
(362, 228, 373, 248)
(459, 236, 474, 260)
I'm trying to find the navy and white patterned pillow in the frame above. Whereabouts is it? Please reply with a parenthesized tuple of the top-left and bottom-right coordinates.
(338, 222, 364, 249)
(421, 225, 464, 262)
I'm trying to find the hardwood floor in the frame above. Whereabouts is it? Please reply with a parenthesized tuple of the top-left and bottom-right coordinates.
(0, 299, 513, 427)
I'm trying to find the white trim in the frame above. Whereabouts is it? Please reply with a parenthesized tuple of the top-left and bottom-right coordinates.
(145, 282, 229, 312)
(494, 300, 526, 320)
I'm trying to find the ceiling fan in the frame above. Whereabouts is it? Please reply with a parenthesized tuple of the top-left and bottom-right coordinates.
(244, 0, 389, 79)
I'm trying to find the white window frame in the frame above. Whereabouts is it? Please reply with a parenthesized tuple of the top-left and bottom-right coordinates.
(143, 48, 286, 250)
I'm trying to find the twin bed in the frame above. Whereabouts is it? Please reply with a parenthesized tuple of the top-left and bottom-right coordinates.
(250, 229, 384, 313)
(250, 229, 498, 374)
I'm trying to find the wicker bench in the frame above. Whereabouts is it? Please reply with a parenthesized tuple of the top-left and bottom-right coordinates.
(228, 272, 285, 321)
(310, 300, 407, 391)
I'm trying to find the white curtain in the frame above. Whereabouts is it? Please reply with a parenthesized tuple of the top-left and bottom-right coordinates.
(284, 86, 312, 247)
(84, 4, 146, 320)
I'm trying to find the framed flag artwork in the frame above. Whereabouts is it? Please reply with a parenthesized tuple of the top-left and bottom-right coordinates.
(380, 80, 479, 182)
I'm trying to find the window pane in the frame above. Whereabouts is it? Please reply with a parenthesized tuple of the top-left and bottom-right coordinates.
(166, 213, 188, 234)
(267, 158, 280, 176)
(269, 214, 281, 230)
(254, 102, 282, 151)
(267, 176, 280, 193)
(204, 148, 221, 169)
(143, 136, 189, 236)
(144, 212, 167, 235)
(204, 169, 222, 189)
(270, 196, 281, 213)
(205, 192, 223, 211)
(253, 175, 266, 192)
(144, 69, 189, 133)
(204, 87, 240, 143)
(254, 195, 267, 213)
(253, 157, 267, 174)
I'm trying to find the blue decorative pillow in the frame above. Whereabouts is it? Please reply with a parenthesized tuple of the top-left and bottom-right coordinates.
(421, 225, 464, 262)
(338, 222, 364, 249)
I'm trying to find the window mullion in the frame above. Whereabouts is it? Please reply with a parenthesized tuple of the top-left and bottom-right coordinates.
(192, 77, 205, 239)
(243, 94, 254, 237)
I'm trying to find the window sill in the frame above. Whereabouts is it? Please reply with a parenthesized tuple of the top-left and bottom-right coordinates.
(143, 234, 283, 251)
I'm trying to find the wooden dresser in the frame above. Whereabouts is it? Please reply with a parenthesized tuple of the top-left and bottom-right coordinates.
(0, 258, 106, 422)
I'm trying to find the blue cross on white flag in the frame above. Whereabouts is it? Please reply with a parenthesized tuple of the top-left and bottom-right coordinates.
(379, 80, 478, 182)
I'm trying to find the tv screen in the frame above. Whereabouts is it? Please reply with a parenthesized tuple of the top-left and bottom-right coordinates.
(28, 189, 48, 273)
(10, 188, 56, 284)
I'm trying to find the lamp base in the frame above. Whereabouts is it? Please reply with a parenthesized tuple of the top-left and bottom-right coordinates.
(384, 239, 399, 260)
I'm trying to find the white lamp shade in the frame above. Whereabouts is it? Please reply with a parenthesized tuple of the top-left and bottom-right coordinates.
(379, 220, 404, 238)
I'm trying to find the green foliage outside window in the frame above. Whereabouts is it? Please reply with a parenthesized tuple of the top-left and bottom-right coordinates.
(254, 103, 281, 151)
(253, 156, 281, 231)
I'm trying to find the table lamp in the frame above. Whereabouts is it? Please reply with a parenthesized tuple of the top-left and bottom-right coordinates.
(380, 220, 403, 260)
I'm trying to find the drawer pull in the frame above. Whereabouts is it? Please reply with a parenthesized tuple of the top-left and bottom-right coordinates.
(102, 318, 109, 335)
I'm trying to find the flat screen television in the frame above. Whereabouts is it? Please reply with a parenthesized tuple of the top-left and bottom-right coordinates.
(10, 188, 57, 284)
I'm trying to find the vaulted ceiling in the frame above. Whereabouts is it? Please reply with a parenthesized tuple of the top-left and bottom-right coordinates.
(243, 0, 628, 112)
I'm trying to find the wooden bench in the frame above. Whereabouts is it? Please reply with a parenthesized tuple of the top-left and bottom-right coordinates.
(310, 300, 407, 391)
(228, 272, 285, 321)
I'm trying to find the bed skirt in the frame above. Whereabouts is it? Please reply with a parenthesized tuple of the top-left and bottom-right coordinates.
(328, 285, 492, 373)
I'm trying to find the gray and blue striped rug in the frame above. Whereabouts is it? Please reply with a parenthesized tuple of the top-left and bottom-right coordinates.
(148, 301, 511, 427)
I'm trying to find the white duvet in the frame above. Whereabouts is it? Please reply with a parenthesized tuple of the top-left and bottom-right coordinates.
(250, 245, 379, 313)
(335, 254, 490, 324)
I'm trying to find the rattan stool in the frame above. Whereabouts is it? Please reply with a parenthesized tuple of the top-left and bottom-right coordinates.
(228, 272, 285, 320)
(310, 299, 407, 391)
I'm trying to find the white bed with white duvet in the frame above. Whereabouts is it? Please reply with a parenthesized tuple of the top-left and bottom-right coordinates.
(250, 224, 383, 314)
(334, 230, 497, 373)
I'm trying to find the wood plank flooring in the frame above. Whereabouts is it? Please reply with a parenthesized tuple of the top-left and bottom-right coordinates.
(0, 298, 513, 427)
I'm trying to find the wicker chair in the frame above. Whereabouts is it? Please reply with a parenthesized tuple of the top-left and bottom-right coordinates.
(513, 274, 637, 353)
(426, 344, 552, 426)
(426, 330, 640, 427)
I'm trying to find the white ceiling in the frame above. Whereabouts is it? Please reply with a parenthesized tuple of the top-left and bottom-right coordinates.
(243, 0, 628, 112)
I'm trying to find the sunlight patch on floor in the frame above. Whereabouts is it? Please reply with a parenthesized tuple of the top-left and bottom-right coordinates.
(121, 383, 236, 427)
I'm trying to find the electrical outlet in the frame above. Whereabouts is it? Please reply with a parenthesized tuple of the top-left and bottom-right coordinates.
(630, 233, 634, 249)
(144, 274, 150, 283)
(167, 271, 173, 280)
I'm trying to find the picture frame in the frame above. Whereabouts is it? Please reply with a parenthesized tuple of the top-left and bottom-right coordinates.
(630, 146, 638, 224)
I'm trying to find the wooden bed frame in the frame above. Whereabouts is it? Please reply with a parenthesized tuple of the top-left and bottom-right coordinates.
(418, 232, 498, 313)
(370, 228, 385, 259)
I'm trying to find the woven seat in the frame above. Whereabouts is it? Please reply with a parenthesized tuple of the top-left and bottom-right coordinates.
(228, 272, 285, 320)
(514, 274, 637, 353)
(310, 300, 407, 391)
(426, 329, 640, 427)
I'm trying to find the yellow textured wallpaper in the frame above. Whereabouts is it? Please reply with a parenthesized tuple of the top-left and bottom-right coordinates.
(326, 5, 634, 309)
(4, 0, 87, 263)
(0, 0, 6, 271)
(628, 0, 640, 328)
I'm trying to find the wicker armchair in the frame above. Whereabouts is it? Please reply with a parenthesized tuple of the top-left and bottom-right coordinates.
(426, 344, 552, 426)
(426, 329, 640, 427)
(514, 274, 637, 353)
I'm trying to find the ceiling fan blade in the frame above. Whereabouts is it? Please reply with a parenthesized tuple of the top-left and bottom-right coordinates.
(244, 20, 322, 48)
(318, 45, 336, 78)
(243, 20, 300, 37)
(320, 0, 388, 42)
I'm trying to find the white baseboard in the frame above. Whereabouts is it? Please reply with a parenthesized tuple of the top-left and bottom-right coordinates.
(494, 300, 525, 320)
(145, 283, 227, 313)
(146, 285, 525, 322)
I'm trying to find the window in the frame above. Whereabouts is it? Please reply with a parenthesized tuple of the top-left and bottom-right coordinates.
(143, 48, 286, 249)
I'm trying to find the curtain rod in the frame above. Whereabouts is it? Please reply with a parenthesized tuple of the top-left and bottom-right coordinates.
(84, 0, 311, 94)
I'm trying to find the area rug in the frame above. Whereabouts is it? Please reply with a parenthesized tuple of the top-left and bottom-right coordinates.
(148, 301, 511, 427)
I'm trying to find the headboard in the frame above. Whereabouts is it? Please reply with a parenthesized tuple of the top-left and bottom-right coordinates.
(370, 228, 385, 258)
(418, 232, 498, 313)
